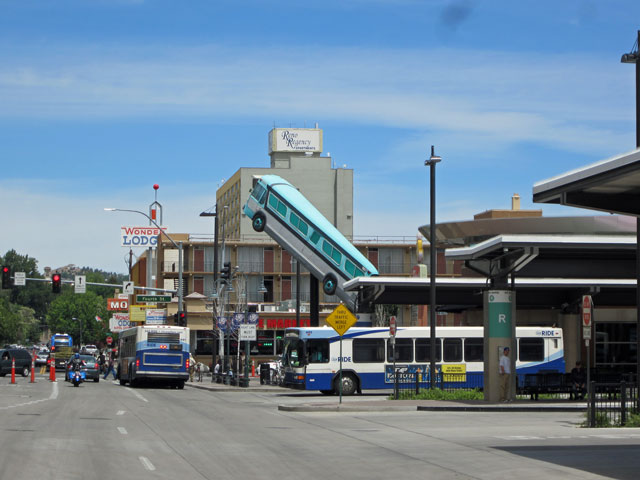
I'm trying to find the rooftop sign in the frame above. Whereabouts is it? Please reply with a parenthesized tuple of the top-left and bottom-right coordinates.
(268, 128, 322, 154)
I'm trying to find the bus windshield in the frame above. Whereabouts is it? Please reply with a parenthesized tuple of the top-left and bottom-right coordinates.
(282, 336, 304, 368)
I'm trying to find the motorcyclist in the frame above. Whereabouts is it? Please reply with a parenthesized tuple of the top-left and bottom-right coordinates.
(70, 352, 85, 372)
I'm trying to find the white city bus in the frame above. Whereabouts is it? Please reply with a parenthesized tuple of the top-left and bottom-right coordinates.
(281, 326, 564, 395)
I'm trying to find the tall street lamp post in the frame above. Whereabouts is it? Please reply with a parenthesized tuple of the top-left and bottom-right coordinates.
(104, 208, 184, 312)
(621, 30, 640, 403)
(425, 145, 441, 389)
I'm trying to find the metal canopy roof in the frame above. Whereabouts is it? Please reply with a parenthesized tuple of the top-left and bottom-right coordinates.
(345, 234, 638, 311)
(445, 234, 637, 279)
(345, 276, 636, 311)
(533, 148, 640, 216)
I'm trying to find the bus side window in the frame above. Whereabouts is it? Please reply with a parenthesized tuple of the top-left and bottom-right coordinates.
(310, 231, 321, 244)
(345, 260, 356, 277)
(353, 338, 385, 363)
(307, 339, 329, 363)
(415, 339, 441, 362)
(464, 338, 483, 362)
(443, 338, 462, 362)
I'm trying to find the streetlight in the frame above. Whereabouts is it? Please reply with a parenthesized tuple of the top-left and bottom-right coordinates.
(621, 30, 640, 405)
(425, 145, 441, 389)
(104, 207, 184, 313)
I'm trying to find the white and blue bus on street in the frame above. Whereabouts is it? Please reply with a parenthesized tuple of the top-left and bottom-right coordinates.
(243, 175, 378, 309)
(281, 326, 564, 395)
(118, 325, 190, 389)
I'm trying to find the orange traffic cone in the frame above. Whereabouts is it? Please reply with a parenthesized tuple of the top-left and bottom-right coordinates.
(11, 357, 16, 384)
(49, 357, 56, 382)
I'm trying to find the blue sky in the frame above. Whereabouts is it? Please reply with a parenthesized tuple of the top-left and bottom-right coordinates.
(1, 0, 639, 274)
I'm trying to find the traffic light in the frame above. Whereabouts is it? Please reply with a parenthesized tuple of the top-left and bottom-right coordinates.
(52, 273, 62, 293)
(175, 311, 187, 327)
(1, 266, 10, 289)
(221, 262, 231, 282)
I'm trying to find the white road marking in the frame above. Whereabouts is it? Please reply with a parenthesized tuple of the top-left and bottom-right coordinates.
(117, 427, 128, 435)
(139, 456, 156, 471)
(124, 386, 149, 403)
(0, 381, 58, 410)
(116, 410, 126, 415)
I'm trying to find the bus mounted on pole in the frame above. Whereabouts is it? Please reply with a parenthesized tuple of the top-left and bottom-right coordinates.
(49, 333, 73, 370)
(281, 326, 565, 395)
(243, 174, 378, 311)
(117, 325, 190, 389)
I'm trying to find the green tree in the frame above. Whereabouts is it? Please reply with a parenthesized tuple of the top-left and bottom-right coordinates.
(1, 249, 52, 319)
(47, 291, 109, 347)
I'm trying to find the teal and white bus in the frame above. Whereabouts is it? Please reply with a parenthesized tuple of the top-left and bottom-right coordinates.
(243, 175, 378, 308)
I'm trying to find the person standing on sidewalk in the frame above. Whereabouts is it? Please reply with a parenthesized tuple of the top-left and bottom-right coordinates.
(499, 347, 511, 402)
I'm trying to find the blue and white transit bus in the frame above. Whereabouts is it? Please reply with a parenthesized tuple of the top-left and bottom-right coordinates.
(281, 326, 564, 395)
(118, 325, 190, 389)
(243, 175, 378, 308)
(49, 333, 74, 370)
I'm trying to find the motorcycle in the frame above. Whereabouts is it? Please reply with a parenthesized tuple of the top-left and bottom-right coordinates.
(68, 368, 86, 387)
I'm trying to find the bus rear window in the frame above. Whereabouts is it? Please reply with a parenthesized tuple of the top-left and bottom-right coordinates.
(519, 338, 544, 362)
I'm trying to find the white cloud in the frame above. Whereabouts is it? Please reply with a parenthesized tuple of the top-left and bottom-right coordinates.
(0, 45, 631, 157)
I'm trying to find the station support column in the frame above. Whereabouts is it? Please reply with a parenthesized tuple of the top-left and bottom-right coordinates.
(483, 290, 516, 402)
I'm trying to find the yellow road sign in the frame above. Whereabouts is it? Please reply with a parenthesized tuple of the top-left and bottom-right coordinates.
(325, 304, 357, 336)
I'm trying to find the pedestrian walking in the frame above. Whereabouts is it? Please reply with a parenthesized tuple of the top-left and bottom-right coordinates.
(103, 354, 117, 380)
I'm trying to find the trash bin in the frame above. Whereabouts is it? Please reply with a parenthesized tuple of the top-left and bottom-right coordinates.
(260, 363, 270, 385)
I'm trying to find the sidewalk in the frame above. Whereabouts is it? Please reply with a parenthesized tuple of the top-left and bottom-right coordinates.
(185, 376, 589, 413)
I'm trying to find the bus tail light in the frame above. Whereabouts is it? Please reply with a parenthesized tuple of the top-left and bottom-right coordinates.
(296, 375, 304, 381)
(185, 358, 189, 369)
(136, 358, 140, 368)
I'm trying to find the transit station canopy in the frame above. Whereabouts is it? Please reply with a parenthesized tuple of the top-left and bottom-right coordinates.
(533, 148, 640, 216)
(345, 234, 637, 311)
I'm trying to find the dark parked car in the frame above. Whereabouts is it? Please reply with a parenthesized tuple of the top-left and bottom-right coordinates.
(0, 348, 32, 377)
(66, 354, 100, 382)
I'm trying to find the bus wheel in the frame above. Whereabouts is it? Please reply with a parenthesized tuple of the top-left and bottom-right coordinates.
(323, 273, 337, 296)
(177, 381, 185, 389)
(252, 212, 266, 232)
(336, 373, 357, 396)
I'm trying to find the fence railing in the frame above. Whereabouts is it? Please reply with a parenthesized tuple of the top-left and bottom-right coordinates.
(588, 381, 639, 427)
(393, 371, 483, 399)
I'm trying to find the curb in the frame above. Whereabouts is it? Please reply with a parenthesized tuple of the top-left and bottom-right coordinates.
(185, 382, 281, 393)
(278, 404, 419, 412)
(416, 404, 588, 412)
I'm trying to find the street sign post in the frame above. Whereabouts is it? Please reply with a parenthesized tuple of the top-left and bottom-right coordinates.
(136, 294, 171, 303)
(239, 324, 257, 341)
(14, 272, 26, 286)
(74, 275, 86, 294)
(582, 295, 594, 392)
(325, 304, 358, 404)
(123, 281, 135, 295)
